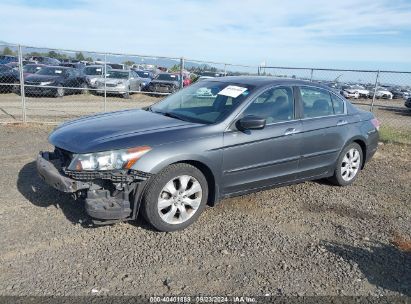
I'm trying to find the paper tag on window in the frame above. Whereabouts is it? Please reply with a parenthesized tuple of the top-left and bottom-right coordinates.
(55, 70, 62, 74)
(218, 85, 247, 98)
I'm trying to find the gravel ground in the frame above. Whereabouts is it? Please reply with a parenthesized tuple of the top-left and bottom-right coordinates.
(0, 93, 410, 132)
(0, 124, 410, 297)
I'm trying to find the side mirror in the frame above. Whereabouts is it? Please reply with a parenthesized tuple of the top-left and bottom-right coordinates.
(236, 115, 266, 131)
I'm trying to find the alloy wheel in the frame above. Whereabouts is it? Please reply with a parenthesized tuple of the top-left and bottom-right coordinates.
(341, 148, 360, 181)
(157, 175, 202, 224)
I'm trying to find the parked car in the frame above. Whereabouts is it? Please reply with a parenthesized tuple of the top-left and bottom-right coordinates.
(0, 64, 19, 92)
(36, 77, 379, 231)
(143, 73, 180, 94)
(341, 86, 359, 99)
(60, 62, 86, 69)
(95, 69, 147, 98)
(22, 64, 46, 78)
(374, 87, 393, 99)
(81, 65, 111, 89)
(107, 63, 125, 70)
(0, 55, 18, 65)
(28, 56, 61, 66)
(133, 70, 153, 87)
(344, 85, 369, 98)
(11, 64, 46, 93)
(24, 66, 87, 97)
(405, 97, 411, 109)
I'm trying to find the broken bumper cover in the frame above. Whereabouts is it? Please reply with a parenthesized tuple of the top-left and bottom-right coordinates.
(36, 152, 90, 193)
(36, 152, 150, 222)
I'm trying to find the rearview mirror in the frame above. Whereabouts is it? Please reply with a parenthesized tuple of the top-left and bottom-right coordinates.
(236, 115, 266, 130)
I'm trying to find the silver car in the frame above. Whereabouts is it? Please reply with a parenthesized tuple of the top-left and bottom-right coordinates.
(96, 69, 148, 98)
(82, 65, 111, 89)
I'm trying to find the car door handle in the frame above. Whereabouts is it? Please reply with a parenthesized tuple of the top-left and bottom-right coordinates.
(337, 120, 348, 126)
(284, 128, 298, 135)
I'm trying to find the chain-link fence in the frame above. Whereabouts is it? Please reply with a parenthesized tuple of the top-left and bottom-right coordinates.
(0, 43, 259, 124)
(261, 66, 411, 143)
(0, 44, 410, 143)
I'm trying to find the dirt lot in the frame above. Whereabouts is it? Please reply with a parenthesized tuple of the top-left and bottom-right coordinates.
(0, 93, 410, 133)
(0, 124, 410, 297)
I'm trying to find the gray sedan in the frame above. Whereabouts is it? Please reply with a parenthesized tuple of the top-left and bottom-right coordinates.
(95, 69, 148, 98)
(37, 77, 379, 231)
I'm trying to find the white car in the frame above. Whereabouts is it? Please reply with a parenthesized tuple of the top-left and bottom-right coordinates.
(345, 85, 369, 98)
(342, 90, 359, 99)
(374, 87, 393, 99)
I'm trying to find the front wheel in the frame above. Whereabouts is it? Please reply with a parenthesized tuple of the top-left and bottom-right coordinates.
(141, 163, 208, 232)
(329, 143, 363, 186)
(55, 85, 65, 98)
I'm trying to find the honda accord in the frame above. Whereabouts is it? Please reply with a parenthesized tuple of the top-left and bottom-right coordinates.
(37, 77, 380, 231)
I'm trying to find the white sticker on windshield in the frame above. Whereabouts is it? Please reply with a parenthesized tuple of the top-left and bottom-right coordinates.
(96, 68, 102, 72)
(218, 85, 247, 98)
(170, 75, 176, 78)
(55, 70, 62, 74)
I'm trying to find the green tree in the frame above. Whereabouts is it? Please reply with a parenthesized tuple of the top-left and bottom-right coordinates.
(2, 46, 15, 56)
(169, 64, 181, 72)
(75, 52, 86, 61)
(123, 60, 135, 67)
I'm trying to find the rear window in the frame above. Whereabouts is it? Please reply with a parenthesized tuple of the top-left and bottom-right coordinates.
(300, 87, 334, 118)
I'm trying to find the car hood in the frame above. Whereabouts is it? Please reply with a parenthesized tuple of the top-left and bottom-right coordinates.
(25, 74, 61, 82)
(49, 109, 196, 153)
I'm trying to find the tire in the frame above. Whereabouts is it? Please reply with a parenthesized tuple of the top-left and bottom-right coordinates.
(141, 163, 208, 232)
(80, 83, 88, 94)
(55, 85, 64, 98)
(329, 142, 363, 186)
(123, 88, 130, 99)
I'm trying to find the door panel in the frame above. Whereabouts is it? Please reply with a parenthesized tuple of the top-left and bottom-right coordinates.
(299, 117, 345, 178)
(297, 86, 347, 178)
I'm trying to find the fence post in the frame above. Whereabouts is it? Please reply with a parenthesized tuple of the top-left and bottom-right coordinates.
(257, 66, 260, 76)
(179, 57, 184, 89)
(224, 64, 227, 76)
(104, 53, 107, 112)
(370, 70, 380, 112)
(310, 69, 314, 82)
(18, 45, 26, 123)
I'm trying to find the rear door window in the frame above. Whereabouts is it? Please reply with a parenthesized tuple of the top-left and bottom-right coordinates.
(300, 87, 334, 118)
(331, 93, 345, 114)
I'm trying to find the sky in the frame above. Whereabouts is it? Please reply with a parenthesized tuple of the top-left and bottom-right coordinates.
(1, 0, 411, 71)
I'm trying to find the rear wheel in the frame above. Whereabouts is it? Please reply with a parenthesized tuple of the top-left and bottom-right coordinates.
(329, 143, 363, 186)
(142, 163, 208, 232)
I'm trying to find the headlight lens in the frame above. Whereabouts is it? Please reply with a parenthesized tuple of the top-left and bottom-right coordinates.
(40, 81, 53, 86)
(67, 146, 151, 171)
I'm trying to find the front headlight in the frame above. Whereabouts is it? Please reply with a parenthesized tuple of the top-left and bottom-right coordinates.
(67, 146, 151, 171)
(40, 81, 53, 86)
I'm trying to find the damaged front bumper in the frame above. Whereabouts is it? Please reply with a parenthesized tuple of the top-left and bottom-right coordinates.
(36, 151, 150, 224)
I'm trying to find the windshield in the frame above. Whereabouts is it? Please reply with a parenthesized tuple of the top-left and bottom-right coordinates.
(0, 65, 10, 72)
(36, 67, 67, 76)
(107, 71, 129, 79)
(135, 71, 150, 78)
(24, 65, 43, 74)
(84, 66, 104, 76)
(156, 74, 179, 81)
(150, 81, 254, 124)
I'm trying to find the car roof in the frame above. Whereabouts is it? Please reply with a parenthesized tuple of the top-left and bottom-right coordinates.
(110, 69, 129, 72)
(206, 76, 333, 90)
